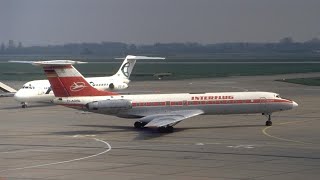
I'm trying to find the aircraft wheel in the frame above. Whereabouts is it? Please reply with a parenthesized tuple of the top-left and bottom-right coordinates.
(21, 103, 27, 108)
(158, 127, 166, 133)
(166, 126, 174, 133)
(158, 126, 174, 133)
(134, 121, 144, 129)
(265, 120, 272, 126)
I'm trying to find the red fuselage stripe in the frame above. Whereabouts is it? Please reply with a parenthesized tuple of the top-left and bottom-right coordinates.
(60, 99, 292, 108)
(131, 99, 291, 107)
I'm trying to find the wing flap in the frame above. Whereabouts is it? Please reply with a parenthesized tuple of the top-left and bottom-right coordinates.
(144, 116, 182, 128)
(143, 109, 204, 128)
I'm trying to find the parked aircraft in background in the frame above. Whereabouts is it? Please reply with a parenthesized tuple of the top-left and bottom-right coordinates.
(11, 55, 165, 108)
(35, 60, 298, 133)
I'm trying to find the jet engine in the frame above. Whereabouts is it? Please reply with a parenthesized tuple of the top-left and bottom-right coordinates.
(85, 99, 132, 111)
(108, 82, 128, 90)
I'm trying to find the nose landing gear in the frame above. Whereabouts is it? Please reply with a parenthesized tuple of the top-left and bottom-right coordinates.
(264, 114, 272, 126)
(21, 102, 28, 108)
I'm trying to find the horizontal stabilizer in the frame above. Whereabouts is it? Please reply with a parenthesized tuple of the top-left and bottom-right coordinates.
(0, 92, 15, 97)
(9, 60, 87, 66)
(115, 55, 165, 60)
(112, 55, 165, 80)
(0, 82, 16, 93)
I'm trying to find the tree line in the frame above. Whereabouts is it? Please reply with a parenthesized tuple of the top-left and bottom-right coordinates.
(1, 38, 320, 56)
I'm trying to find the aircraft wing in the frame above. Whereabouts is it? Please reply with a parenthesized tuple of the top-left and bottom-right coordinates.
(141, 109, 204, 128)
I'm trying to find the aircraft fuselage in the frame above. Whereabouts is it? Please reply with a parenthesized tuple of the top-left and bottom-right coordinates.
(54, 91, 297, 118)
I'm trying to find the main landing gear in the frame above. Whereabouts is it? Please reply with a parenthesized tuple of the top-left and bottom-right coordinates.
(134, 121, 147, 129)
(133, 121, 174, 133)
(157, 126, 174, 133)
(21, 102, 28, 108)
(264, 114, 272, 126)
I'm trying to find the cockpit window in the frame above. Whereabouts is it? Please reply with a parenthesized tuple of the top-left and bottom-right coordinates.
(275, 94, 281, 98)
(22, 86, 35, 89)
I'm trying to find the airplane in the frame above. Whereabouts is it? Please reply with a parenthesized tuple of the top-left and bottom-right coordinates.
(11, 55, 165, 108)
(33, 60, 298, 133)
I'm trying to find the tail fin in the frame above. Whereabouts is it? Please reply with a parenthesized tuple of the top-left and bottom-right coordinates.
(113, 55, 165, 80)
(34, 60, 118, 97)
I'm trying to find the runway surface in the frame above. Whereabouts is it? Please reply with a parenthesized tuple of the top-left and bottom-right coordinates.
(0, 73, 320, 179)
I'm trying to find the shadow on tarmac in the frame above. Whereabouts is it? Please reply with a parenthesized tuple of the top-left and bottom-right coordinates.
(50, 124, 264, 140)
(0, 104, 55, 110)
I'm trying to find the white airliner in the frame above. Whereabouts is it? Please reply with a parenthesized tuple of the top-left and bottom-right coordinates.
(34, 60, 298, 133)
(12, 55, 164, 108)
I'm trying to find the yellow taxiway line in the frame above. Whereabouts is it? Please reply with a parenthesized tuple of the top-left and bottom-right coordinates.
(262, 119, 315, 144)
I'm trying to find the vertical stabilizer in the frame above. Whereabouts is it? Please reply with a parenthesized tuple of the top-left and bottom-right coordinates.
(113, 55, 165, 80)
(35, 60, 118, 97)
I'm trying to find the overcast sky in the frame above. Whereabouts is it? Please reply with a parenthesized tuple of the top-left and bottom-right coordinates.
(1, 0, 320, 46)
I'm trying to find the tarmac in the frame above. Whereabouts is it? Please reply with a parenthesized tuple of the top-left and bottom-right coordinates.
(0, 73, 320, 180)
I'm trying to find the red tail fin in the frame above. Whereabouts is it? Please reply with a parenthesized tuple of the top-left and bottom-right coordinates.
(43, 65, 118, 97)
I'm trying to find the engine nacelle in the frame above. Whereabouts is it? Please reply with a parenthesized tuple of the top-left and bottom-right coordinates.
(108, 82, 128, 90)
(85, 99, 132, 111)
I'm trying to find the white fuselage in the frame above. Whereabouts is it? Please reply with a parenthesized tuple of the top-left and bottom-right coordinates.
(54, 92, 297, 118)
(14, 77, 128, 103)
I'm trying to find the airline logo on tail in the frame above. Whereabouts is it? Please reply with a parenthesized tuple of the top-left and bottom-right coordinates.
(70, 82, 87, 92)
(34, 60, 118, 97)
(121, 62, 130, 77)
(114, 55, 165, 79)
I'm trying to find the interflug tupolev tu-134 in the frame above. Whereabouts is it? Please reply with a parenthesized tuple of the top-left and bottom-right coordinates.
(35, 60, 298, 133)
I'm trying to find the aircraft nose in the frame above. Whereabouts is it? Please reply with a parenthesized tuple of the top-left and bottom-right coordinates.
(14, 90, 23, 101)
(14, 90, 28, 102)
(292, 101, 298, 108)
